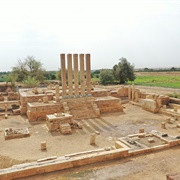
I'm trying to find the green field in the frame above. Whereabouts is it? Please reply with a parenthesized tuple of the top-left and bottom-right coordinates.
(132, 75, 180, 88)
(0, 75, 8, 82)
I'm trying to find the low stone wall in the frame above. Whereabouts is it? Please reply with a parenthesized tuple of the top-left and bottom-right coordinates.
(95, 96, 123, 113)
(19, 90, 54, 115)
(27, 102, 63, 121)
(92, 89, 109, 97)
(170, 97, 180, 105)
(0, 131, 179, 180)
(0, 147, 129, 180)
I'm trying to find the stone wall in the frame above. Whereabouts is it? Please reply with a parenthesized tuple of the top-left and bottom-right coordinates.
(7, 92, 19, 101)
(19, 91, 54, 115)
(91, 89, 108, 97)
(61, 97, 99, 119)
(27, 102, 63, 121)
(0, 83, 12, 94)
(95, 96, 123, 113)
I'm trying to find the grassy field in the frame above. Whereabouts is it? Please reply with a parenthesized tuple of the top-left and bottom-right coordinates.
(0, 75, 8, 82)
(133, 72, 180, 88)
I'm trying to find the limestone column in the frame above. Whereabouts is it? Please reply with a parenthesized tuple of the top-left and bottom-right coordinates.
(80, 54, 85, 95)
(55, 85, 60, 102)
(128, 85, 131, 100)
(73, 54, 79, 95)
(132, 84, 135, 101)
(85, 54, 91, 94)
(67, 54, 73, 96)
(60, 54, 67, 97)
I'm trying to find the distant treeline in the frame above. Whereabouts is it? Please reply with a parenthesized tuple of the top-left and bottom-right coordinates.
(135, 67, 180, 72)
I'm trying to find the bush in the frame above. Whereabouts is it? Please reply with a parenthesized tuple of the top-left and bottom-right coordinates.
(22, 76, 40, 88)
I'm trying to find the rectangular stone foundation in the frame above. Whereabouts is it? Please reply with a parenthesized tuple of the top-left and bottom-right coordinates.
(4, 128, 30, 140)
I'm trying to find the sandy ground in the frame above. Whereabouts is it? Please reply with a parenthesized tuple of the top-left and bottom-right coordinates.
(0, 85, 180, 179)
(0, 103, 171, 167)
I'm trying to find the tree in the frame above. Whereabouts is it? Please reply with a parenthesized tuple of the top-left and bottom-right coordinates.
(100, 69, 114, 85)
(10, 56, 45, 82)
(113, 57, 135, 84)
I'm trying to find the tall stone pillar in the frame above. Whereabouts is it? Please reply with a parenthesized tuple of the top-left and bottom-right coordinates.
(132, 84, 135, 101)
(60, 54, 67, 97)
(73, 54, 79, 95)
(128, 85, 131, 100)
(67, 54, 73, 96)
(85, 54, 91, 94)
(55, 85, 60, 102)
(135, 90, 139, 102)
(80, 54, 85, 95)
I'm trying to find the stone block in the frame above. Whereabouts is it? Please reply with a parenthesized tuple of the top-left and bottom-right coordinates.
(161, 122, 166, 129)
(139, 128, 144, 133)
(41, 141, 47, 150)
(90, 133, 96, 145)
(142, 99, 159, 113)
(148, 138, 155, 143)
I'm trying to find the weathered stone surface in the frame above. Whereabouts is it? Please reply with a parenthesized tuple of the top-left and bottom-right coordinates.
(161, 122, 166, 129)
(147, 138, 155, 143)
(92, 89, 108, 97)
(117, 86, 128, 97)
(90, 133, 96, 145)
(27, 102, 63, 121)
(156, 95, 170, 107)
(4, 127, 30, 140)
(0, 93, 4, 101)
(46, 113, 73, 131)
(41, 141, 47, 150)
(19, 89, 53, 115)
(62, 97, 99, 119)
(7, 92, 19, 101)
(59, 123, 72, 135)
(95, 96, 123, 113)
(43, 96, 48, 103)
(142, 99, 159, 113)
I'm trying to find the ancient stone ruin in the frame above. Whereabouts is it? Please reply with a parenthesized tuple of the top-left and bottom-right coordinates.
(0, 54, 180, 179)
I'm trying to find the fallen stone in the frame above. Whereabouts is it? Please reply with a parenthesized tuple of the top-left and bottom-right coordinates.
(142, 99, 159, 113)
(104, 147, 111, 151)
(95, 131, 100, 135)
(148, 138, 155, 143)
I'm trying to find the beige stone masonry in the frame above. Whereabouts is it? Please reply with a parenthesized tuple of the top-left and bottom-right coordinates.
(73, 54, 79, 95)
(60, 54, 67, 97)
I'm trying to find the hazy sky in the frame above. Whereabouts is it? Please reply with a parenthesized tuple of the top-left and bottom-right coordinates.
(0, 0, 180, 71)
